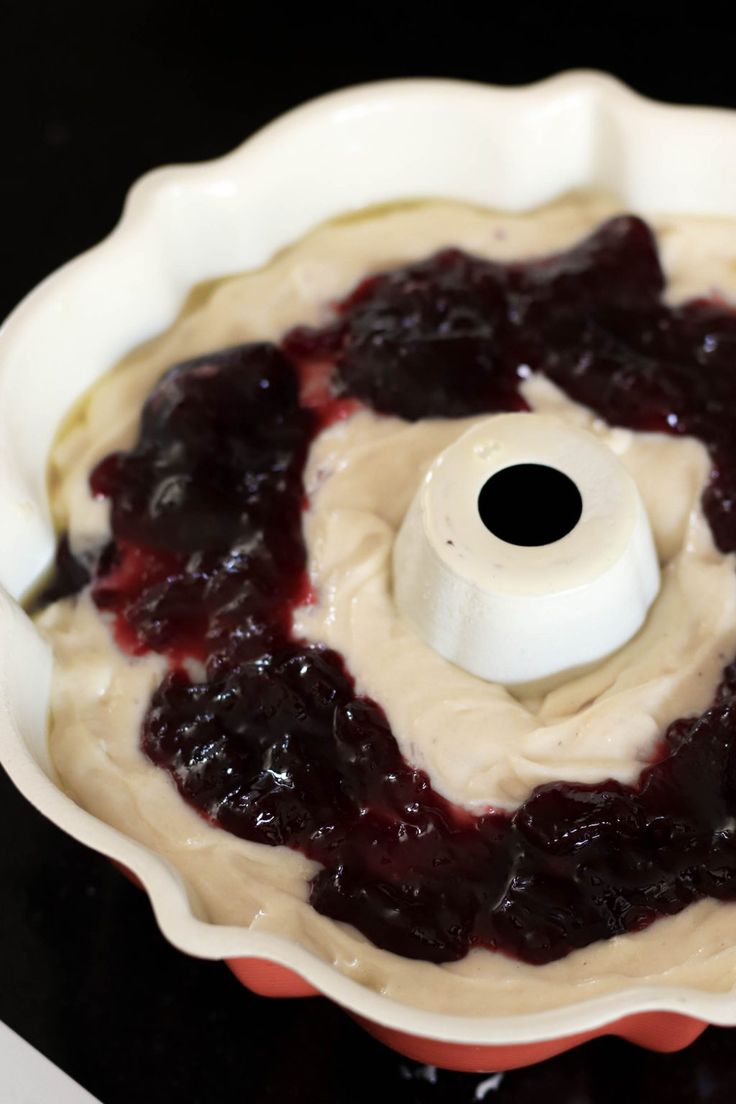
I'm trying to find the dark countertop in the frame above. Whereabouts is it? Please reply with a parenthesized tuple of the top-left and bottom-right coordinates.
(3, 4, 736, 1100)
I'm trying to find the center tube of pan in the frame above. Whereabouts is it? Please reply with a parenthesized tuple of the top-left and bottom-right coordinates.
(393, 413, 660, 686)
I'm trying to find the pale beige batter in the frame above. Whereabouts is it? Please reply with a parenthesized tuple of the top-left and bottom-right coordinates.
(36, 195, 736, 1016)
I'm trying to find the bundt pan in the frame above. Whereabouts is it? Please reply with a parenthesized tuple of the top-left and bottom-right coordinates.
(3, 72, 736, 1072)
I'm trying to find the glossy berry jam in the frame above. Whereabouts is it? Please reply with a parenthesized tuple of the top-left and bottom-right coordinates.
(61, 215, 736, 964)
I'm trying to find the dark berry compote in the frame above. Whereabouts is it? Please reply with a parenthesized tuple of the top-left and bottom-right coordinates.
(43, 214, 736, 966)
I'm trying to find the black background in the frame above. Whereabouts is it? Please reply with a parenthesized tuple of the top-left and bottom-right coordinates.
(3, 2, 736, 1101)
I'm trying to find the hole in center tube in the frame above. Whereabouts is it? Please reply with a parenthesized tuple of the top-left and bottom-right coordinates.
(477, 464, 583, 547)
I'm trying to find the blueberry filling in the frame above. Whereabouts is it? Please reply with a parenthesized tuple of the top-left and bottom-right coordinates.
(45, 215, 736, 965)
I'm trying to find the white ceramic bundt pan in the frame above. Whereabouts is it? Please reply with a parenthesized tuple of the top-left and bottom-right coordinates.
(4, 72, 736, 1071)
